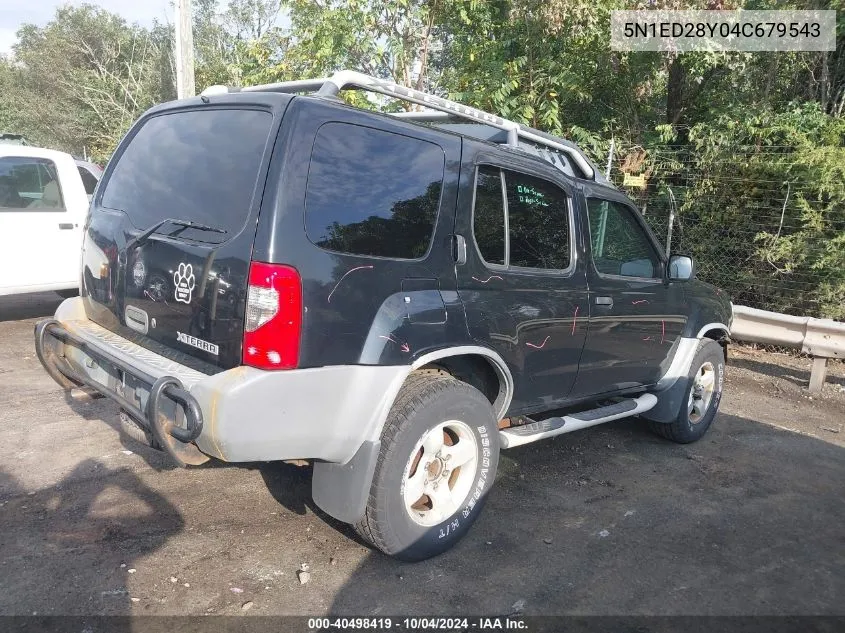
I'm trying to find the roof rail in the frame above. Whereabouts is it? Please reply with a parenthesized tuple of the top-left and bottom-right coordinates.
(201, 70, 596, 180)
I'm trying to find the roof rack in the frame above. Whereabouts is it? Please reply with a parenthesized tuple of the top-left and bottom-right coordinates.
(201, 70, 597, 180)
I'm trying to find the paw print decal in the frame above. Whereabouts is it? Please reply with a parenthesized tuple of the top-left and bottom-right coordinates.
(173, 262, 195, 304)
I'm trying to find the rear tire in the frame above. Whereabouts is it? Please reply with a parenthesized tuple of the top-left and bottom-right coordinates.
(649, 339, 724, 444)
(119, 409, 160, 450)
(355, 372, 499, 561)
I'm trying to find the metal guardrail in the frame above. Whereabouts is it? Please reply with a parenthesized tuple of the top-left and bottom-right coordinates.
(731, 304, 845, 392)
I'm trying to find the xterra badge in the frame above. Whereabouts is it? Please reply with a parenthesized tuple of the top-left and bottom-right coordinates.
(177, 331, 219, 355)
(173, 263, 195, 304)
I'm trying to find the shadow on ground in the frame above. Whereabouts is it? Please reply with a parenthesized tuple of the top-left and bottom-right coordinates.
(63, 396, 367, 541)
(326, 414, 845, 616)
(0, 292, 65, 323)
(0, 460, 183, 625)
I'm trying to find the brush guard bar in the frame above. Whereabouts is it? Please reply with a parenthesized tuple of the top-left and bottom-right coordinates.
(34, 318, 206, 465)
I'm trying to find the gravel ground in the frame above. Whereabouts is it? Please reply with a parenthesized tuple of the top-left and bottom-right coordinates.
(727, 344, 845, 446)
(0, 293, 843, 617)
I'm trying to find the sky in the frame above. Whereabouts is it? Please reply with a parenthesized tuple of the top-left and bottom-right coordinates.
(0, 0, 174, 55)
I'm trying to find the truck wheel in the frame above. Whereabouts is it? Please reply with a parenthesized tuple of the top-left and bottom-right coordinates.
(650, 339, 724, 444)
(355, 372, 499, 561)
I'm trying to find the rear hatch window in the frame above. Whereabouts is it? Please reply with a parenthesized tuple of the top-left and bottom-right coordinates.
(102, 108, 271, 241)
(85, 107, 274, 372)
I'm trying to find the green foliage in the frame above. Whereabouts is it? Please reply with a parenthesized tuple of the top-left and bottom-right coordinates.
(193, 0, 288, 88)
(436, 0, 619, 135)
(0, 0, 286, 160)
(0, 4, 171, 162)
(629, 103, 845, 319)
(252, 0, 444, 109)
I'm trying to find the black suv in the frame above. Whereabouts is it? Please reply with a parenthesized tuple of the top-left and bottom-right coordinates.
(35, 71, 732, 561)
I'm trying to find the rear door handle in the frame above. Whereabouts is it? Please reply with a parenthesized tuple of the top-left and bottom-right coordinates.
(595, 296, 613, 308)
(58, 223, 76, 230)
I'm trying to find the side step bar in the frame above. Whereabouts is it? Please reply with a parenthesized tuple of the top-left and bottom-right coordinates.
(499, 393, 658, 449)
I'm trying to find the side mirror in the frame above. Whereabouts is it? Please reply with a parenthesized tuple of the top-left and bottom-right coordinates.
(668, 254, 695, 281)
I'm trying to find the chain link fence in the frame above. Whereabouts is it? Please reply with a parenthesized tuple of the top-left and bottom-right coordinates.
(608, 144, 845, 322)
(606, 142, 844, 368)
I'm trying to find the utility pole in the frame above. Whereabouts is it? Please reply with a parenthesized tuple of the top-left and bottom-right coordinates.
(174, 0, 195, 99)
(605, 137, 615, 179)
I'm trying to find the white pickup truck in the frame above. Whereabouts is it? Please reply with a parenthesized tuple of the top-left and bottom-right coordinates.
(0, 146, 94, 296)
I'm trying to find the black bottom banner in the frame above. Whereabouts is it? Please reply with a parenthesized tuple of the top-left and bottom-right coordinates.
(0, 616, 843, 633)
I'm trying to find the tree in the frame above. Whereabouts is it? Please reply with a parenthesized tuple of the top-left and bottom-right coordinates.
(1, 1, 288, 160)
(0, 58, 31, 139)
(239, 0, 446, 107)
(6, 5, 171, 161)
(193, 0, 287, 89)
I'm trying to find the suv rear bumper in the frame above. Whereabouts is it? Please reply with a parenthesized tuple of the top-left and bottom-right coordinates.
(35, 297, 406, 466)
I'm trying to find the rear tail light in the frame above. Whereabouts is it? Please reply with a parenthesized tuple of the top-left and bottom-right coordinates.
(243, 262, 302, 370)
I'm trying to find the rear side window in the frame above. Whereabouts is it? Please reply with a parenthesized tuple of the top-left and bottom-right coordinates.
(0, 156, 64, 211)
(102, 109, 272, 242)
(305, 122, 445, 259)
(471, 166, 572, 271)
(504, 170, 571, 270)
(472, 166, 505, 265)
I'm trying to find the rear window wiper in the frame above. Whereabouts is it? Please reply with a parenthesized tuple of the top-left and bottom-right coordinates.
(125, 218, 227, 251)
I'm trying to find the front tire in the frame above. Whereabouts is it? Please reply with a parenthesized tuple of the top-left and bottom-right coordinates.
(355, 372, 499, 561)
(649, 339, 725, 443)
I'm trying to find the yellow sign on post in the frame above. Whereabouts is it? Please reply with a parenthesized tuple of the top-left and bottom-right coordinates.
(623, 173, 647, 188)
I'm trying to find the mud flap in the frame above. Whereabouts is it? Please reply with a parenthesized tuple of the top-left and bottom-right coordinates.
(641, 376, 691, 424)
(312, 440, 380, 524)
